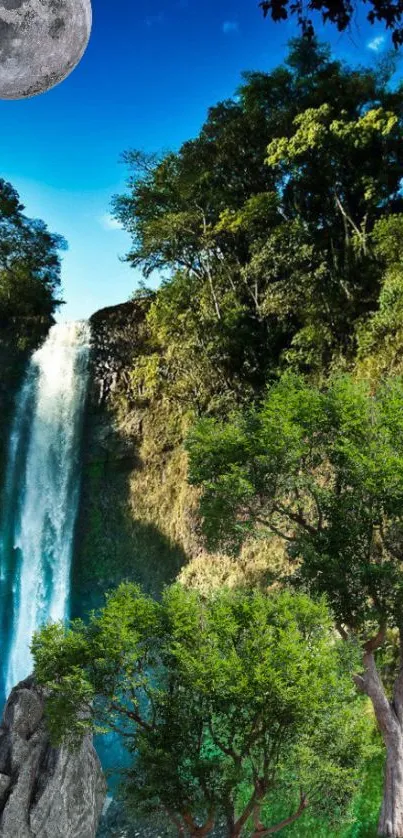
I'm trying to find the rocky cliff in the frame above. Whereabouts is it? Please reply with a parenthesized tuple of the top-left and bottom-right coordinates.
(72, 299, 189, 616)
(71, 300, 284, 618)
(0, 677, 106, 838)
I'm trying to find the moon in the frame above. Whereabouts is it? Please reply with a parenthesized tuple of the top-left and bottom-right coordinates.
(0, 0, 92, 99)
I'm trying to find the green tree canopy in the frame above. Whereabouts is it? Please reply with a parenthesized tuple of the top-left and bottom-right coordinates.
(0, 178, 65, 338)
(0, 178, 66, 479)
(113, 40, 403, 412)
(356, 215, 403, 379)
(33, 583, 370, 838)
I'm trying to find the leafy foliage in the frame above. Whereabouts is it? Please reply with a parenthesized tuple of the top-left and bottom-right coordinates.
(357, 215, 403, 378)
(259, 0, 403, 48)
(0, 178, 66, 480)
(114, 40, 403, 415)
(28, 36, 403, 837)
(187, 373, 403, 636)
(0, 178, 65, 349)
(186, 374, 403, 831)
(33, 584, 371, 836)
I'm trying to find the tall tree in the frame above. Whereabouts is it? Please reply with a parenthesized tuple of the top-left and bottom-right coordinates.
(187, 374, 403, 836)
(114, 40, 403, 404)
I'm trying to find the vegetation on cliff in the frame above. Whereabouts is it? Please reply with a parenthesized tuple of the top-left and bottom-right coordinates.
(112, 38, 403, 409)
(188, 374, 403, 834)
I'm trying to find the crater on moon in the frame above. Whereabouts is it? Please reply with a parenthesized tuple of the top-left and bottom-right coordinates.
(0, 0, 92, 99)
(2, 0, 27, 9)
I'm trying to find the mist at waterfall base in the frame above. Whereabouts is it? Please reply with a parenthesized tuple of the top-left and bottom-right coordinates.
(0, 321, 91, 705)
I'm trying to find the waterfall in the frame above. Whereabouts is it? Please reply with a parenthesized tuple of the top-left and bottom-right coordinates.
(0, 321, 91, 701)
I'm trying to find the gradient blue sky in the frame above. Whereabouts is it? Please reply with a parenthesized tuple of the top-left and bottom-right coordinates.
(0, 0, 397, 320)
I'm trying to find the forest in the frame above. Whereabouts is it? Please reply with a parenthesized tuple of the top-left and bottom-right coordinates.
(6, 34, 403, 838)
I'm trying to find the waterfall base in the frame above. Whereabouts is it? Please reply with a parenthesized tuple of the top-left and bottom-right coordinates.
(0, 676, 105, 838)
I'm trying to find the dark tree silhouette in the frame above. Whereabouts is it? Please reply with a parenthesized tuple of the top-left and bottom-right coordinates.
(260, 0, 403, 46)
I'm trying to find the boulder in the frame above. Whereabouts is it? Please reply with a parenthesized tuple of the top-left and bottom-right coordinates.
(0, 676, 106, 838)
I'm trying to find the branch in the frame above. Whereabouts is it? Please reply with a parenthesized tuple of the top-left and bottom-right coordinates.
(306, 485, 324, 531)
(182, 806, 216, 836)
(208, 720, 240, 765)
(333, 191, 362, 241)
(364, 625, 386, 654)
(250, 792, 308, 836)
(232, 779, 269, 836)
(239, 712, 265, 759)
(110, 702, 153, 732)
(251, 512, 296, 543)
(253, 802, 265, 831)
(336, 622, 349, 642)
(273, 503, 318, 536)
(108, 721, 137, 739)
(161, 806, 186, 837)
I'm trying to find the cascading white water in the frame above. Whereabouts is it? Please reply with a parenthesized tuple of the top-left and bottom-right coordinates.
(0, 322, 91, 699)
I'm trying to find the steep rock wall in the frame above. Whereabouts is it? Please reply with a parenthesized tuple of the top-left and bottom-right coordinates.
(0, 677, 106, 838)
(72, 299, 189, 615)
(72, 300, 283, 617)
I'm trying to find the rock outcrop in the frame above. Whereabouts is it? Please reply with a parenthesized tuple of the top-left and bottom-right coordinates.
(71, 299, 187, 618)
(72, 299, 283, 618)
(0, 677, 106, 838)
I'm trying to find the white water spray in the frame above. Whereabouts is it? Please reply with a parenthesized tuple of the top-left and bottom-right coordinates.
(1, 322, 91, 696)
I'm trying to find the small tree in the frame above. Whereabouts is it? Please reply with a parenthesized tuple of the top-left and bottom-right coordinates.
(33, 583, 370, 837)
(187, 373, 403, 836)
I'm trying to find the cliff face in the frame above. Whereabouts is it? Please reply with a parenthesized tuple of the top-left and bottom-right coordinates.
(72, 300, 188, 616)
(72, 301, 284, 617)
(0, 677, 106, 838)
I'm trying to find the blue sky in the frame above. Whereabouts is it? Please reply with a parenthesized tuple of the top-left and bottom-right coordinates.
(0, 0, 397, 320)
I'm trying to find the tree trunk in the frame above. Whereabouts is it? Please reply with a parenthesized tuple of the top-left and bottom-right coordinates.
(355, 643, 403, 838)
(182, 809, 216, 837)
(379, 732, 403, 837)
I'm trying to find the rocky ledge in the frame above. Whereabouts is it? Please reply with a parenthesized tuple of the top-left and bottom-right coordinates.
(0, 677, 106, 838)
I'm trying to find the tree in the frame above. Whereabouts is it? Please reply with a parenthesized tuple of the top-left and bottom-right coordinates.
(356, 215, 403, 379)
(0, 179, 65, 331)
(0, 177, 65, 369)
(259, 0, 403, 48)
(267, 105, 402, 250)
(113, 40, 403, 403)
(32, 583, 370, 838)
(187, 374, 403, 836)
(0, 178, 66, 479)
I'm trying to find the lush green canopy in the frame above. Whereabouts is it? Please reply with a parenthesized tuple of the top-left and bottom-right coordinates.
(0, 178, 66, 479)
(33, 584, 370, 837)
(0, 178, 65, 347)
(113, 40, 403, 422)
(187, 373, 403, 638)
